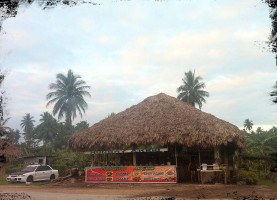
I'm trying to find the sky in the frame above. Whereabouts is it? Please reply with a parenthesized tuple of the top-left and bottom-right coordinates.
(0, 0, 276, 132)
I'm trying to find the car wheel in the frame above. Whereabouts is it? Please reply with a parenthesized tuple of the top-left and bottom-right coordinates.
(50, 174, 55, 180)
(26, 176, 33, 183)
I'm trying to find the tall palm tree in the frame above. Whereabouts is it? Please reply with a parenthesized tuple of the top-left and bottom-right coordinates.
(46, 69, 91, 127)
(20, 113, 35, 142)
(243, 118, 253, 132)
(177, 70, 209, 109)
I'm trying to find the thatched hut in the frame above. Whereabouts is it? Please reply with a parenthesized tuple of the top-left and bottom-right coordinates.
(0, 139, 21, 163)
(69, 93, 245, 183)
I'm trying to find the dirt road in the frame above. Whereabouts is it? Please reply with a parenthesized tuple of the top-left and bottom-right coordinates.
(0, 183, 276, 200)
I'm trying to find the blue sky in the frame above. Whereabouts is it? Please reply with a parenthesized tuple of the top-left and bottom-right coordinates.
(0, 0, 276, 132)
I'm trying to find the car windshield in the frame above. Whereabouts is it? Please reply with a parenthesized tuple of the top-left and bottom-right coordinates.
(21, 166, 36, 172)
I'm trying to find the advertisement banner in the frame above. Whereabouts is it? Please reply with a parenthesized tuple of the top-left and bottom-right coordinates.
(85, 166, 177, 183)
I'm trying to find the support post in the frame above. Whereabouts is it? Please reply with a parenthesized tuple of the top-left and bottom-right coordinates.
(175, 144, 178, 167)
(133, 152, 136, 166)
(198, 149, 201, 166)
(214, 146, 221, 164)
(91, 153, 94, 166)
(224, 148, 229, 184)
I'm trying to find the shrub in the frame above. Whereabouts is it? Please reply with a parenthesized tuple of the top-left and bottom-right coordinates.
(52, 164, 69, 177)
(236, 169, 259, 185)
(5, 163, 24, 174)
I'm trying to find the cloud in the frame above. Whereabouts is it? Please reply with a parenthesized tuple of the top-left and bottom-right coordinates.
(0, 0, 275, 132)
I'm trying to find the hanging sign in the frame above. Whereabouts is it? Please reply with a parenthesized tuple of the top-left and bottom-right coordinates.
(85, 165, 177, 183)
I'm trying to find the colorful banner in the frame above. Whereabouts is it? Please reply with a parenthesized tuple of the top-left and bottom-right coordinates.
(85, 166, 177, 183)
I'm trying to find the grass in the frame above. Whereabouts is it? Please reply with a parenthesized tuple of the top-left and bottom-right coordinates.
(0, 175, 9, 185)
(258, 179, 277, 187)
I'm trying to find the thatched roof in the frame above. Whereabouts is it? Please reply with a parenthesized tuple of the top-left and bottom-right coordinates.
(0, 139, 21, 160)
(69, 93, 245, 151)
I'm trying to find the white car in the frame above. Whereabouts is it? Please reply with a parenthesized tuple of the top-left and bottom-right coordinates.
(6, 164, 59, 183)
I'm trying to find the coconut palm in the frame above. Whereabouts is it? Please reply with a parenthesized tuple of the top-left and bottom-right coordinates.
(243, 119, 253, 132)
(20, 113, 35, 142)
(74, 121, 89, 133)
(177, 70, 209, 109)
(46, 69, 91, 127)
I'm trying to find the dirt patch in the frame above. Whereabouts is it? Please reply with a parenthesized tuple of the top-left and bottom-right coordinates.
(0, 183, 276, 199)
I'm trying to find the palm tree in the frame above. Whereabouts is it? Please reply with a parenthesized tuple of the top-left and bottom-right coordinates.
(35, 112, 58, 145)
(20, 113, 35, 142)
(0, 117, 11, 137)
(74, 121, 89, 133)
(243, 119, 253, 132)
(46, 69, 91, 127)
(177, 70, 209, 109)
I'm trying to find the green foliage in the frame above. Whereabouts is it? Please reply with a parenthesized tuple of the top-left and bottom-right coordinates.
(243, 119, 253, 132)
(20, 113, 35, 143)
(34, 112, 58, 145)
(52, 148, 91, 177)
(258, 179, 277, 187)
(53, 122, 73, 149)
(106, 112, 116, 118)
(5, 163, 24, 174)
(46, 69, 91, 127)
(241, 126, 277, 172)
(177, 70, 209, 109)
(74, 121, 89, 133)
(236, 169, 259, 185)
(5, 128, 20, 145)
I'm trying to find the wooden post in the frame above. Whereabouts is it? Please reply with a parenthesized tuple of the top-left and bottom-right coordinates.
(91, 153, 94, 166)
(198, 149, 201, 183)
(224, 148, 229, 184)
(214, 146, 221, 164)
(198, 149, 201, 166)
(175, 144, 178, 167)
(133, 152, 136, 166)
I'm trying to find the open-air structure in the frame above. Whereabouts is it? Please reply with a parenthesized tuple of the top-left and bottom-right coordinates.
(68, 93, 245, 183)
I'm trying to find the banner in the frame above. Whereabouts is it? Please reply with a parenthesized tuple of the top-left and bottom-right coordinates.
(85, 166, 177, 183)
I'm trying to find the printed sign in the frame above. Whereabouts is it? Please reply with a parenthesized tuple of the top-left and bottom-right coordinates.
(85, 166, 177, 183)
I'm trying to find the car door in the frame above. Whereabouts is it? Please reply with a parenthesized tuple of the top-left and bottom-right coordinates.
(43, 165, 52, 180)
(34, 166, 45, 181)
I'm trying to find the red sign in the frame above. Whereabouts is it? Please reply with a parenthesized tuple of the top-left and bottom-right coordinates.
(85, 166, 177, 183)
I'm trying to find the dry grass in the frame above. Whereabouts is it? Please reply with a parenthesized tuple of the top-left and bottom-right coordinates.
(69, 93, 245, 151)
(0, 139, 21, 160)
